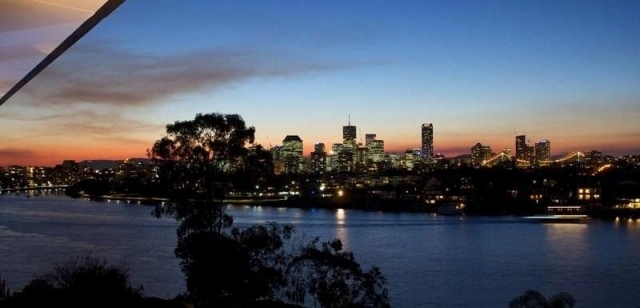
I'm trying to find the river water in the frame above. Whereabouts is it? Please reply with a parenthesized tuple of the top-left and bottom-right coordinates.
(1, 193, 639, 307)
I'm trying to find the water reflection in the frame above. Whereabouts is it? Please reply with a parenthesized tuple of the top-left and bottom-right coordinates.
(336, 208, 346, 225)
(335, 209, 348, 248)
(545, 223, 587, 254)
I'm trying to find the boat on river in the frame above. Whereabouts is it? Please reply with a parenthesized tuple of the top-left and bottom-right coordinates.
(520, 214, 589, 223)
(521, 205, 588, 223)
(437, 202, 465, 215)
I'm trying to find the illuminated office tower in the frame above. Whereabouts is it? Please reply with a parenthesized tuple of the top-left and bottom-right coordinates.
(535, 140, 551, 166)
(364, 133, 384, 163)
(343, 122, 357, 150)
(356, 146, 369, 171)
(471, 142, 492, 166)
(365, 134, 376, 147)
(369, 139, 385, 162)
(421, 123, 434, 162)
(282, 135, 303, 173)
(310, 142, 327, 175)
(515, 135, 532, 161)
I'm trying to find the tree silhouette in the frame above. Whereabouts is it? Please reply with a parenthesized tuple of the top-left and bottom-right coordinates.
(286, 238, 390, 308)
(509, 290, 575, 308)
(149, 112, 258, 305)
(2, 255, 143, 308)
(149, 112, 256, 236)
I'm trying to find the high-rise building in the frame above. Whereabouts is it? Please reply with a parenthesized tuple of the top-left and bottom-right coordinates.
(282, 135, 303, 173)
(421, 123, 434, 162)
(369, 139, 385, 163)
(534, 140, 551, 166)
(471, 142, 492, 166)
(364, 133, 384, 163)
(515, 134, 534, 164)
(356, 146, 369, 172)
(343, 125, 357, 149)
(515, 135, 527, 161)
(365, 134, 376, 147)
(310, 142, 327, 175)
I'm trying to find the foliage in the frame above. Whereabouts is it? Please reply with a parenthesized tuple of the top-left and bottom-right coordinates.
(286, 238, 390, 308)
(2, 255, 143, 308)
(509, 290, 575, 308)
(148, 112, 255, 236)
(176, 223, 294, 307)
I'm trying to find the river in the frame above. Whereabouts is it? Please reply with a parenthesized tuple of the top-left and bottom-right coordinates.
(1, 193, 639, 307)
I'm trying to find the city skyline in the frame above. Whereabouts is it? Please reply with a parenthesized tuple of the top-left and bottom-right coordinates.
(1, 1, 639, 166)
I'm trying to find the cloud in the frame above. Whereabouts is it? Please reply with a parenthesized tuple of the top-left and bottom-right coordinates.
(20, 41, 358, 108)
(0, 108, 162, 142)
(0, 0, 91, 33)
(0, 45, 45, 63)
(0, 148, 37, 160)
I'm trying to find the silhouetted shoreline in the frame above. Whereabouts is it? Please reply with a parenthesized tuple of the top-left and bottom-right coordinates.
(67, 192, 640, 221)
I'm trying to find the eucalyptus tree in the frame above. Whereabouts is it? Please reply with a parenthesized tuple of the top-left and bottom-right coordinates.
(149, 112, 260, 305)
(149, 112, 255, 236)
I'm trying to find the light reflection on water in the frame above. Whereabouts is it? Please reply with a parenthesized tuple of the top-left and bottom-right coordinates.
(2, 195, 640, 307)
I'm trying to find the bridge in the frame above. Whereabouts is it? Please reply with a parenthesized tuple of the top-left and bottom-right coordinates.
(482, 151, 586, 167)
(553, 151, 585, 164)
(481, 152, 511, 167)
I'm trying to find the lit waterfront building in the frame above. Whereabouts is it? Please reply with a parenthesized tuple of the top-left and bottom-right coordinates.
(421, 123, 434, 163)
(535, 140, 551, 166)
(282, 135, 303, 174)
(471, 143, 492, 166)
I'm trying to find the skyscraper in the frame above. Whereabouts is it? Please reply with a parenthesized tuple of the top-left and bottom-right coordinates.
(369, 139, 384, 163)
(534, 140, 551, 166)
(421, 123, 434, 162)
(343, 125, 356, 148)
(282, 135, 303, 173)
(515, 134, 535, 166)
(515, 135, 528, 161)
(310, 142, 327, 175)
(471, 142, 492, 166)
(365, 134, 376, 147)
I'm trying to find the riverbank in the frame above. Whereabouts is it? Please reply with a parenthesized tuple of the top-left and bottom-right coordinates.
(67, 192, 640, 220)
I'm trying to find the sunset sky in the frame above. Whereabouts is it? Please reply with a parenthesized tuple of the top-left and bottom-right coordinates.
(1, 0, 639, 167)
